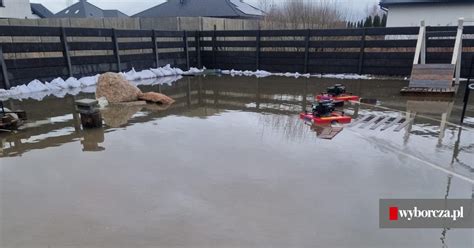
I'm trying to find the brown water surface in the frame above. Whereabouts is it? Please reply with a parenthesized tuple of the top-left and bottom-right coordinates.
(1, 76, 473, 247)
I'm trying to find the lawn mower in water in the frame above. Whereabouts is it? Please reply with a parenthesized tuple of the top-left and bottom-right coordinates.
(299, 99, 352, 124)
(316, 84, 360, 102)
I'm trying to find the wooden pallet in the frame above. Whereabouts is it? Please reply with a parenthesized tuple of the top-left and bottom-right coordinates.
(400, 87, 456, 96)
(350, 115, 412, 132)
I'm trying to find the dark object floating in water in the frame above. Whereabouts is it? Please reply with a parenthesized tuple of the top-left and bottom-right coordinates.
(316, 84, 360, 102)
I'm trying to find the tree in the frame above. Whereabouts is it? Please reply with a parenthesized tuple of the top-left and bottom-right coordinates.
(381, 13, 388, 27)
(373, 15, 381, 27)
(364, 16, 373, 27)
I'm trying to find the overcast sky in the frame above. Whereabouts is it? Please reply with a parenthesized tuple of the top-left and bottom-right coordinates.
(31, 0, 380, 18)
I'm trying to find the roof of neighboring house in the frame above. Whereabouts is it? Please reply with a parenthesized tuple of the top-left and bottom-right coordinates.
(54, 0, 128, 18)
(103, 10, 129, 18)
(380, 0, 474, 7)
(133, 0, 265, 19)
(31, 3, 54, 18)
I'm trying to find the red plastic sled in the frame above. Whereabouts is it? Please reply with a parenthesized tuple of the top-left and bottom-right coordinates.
(316, 94, 360, 102)
(299, 112, 352, 124)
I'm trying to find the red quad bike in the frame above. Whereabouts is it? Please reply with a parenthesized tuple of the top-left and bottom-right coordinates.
(299, 99, 352, 125)
(316, 84, 360, 102)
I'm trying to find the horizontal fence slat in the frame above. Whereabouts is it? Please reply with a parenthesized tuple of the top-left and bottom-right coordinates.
(65, 27, 113, 37)
(68, 42, 114, 51)
(0, 25, 60, 36)
(260, 40, 306, 48)
(6, 57, 65, 69)
(119, 42, 153, 50)
(115, 29, 152, 37)
(2, 42, 63, 53)
(365, 39, 417, 48)
(310, 40, 362, 48)
(71, 55, 116, 65)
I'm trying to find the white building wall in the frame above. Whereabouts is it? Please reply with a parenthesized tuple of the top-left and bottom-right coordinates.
(386, 3, 474, 27)
(0, 0, 34, 19)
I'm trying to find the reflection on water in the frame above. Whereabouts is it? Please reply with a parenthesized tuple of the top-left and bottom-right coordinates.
(1, 76, 473, 247)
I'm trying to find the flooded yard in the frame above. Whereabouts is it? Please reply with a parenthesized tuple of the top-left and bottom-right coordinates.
(1, 76, 473, 247)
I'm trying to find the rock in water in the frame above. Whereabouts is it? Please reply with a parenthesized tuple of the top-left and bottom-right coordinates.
(138, 92, 175, 105)
(96, 73, 142, 103)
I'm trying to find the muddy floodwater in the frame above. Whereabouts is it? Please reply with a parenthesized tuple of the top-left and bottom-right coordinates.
(1, 76, 473, 248)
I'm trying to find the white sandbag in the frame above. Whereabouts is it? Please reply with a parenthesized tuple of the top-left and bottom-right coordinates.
(49, 77, 68, 89)
(27, 79, 48, 92)
(65, 77, 81, 88)
(79, 75, 99, 86)
(150, 68, 165, 77)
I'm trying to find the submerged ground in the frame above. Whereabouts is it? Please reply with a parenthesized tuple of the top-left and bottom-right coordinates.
(1, 76, 473, 247)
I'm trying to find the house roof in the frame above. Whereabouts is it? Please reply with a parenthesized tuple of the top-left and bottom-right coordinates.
(380, 0, 474, 7)
(31, 3, 54, 18)
(133, 0, 264, 19)
(54, 0, 128, 18)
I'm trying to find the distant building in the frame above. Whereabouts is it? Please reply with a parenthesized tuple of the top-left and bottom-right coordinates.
(31, 3, 54, 19)
(380, 0, 474, 27)
(54, 0, 128, 18)
(134, 0, 265, 19)
(0, 0, 34, 19)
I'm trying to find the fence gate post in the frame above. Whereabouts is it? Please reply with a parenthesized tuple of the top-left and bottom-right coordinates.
(256, 28, 261, 70)
(152, 30, 159, 68)
(212, 25, 217, 69)
(195, 31, 202, 68)
(358, 28, 367, 75)
(183, 30, 190, 70)
(60, 27, 73, 78)
(303, 29, 310, 74)
(0, 46, 10, 89)
(112, 28, 121, 72)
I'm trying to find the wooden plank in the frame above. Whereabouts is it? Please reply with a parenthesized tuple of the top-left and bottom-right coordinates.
(115, 29, 152, 37)
(370, 116, 393, 130)
(1, 43, 63, 53)
(365, 27, 419, 35)
(201, 40, 257, 48)
(310, 40, 362, 48)
(0, 25, 61, 36)
(118, 42, 154, 50)
(360, 115, 382, 129)
(394, 119, 412, 132)
(6, 57, 65, 69)
(65, 27, 112, 37)
(364, 39, 417, 48)
(68, 42, 113, 51)
(380, 116, 403, 131)
(260, 40, 306, 48)
(348, 115, 373, 127)
(70, 55, 116, 65)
